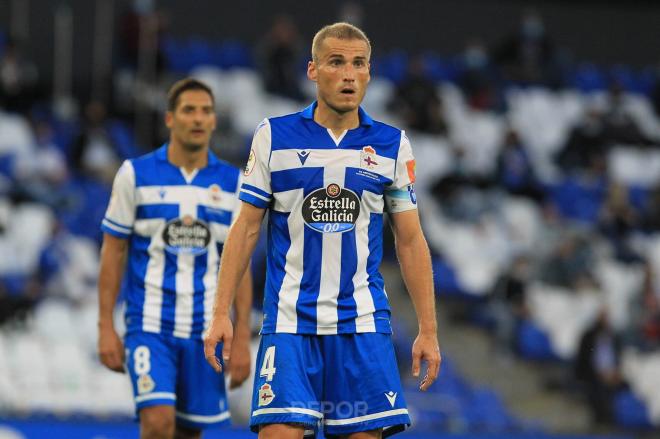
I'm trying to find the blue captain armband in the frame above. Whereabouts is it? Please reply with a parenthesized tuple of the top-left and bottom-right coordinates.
(384, 185, 417, 213)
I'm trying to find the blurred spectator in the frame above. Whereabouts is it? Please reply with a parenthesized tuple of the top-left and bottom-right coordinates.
(337, 1, 364, 28)
(69, 101, 120, 184)
(493, 10, 562, 87)
(597, 183, 642, 264)
(13, 118, 70, 207)
(574, 309, 626, 426)
(600, 80, 655, 147)
(458, 40, 500, 112)
(256, 15, 305, 102)
(488, 255, 532, 355)
(626, 263, 660, 350)
(495, 127, 543, 202)
(0, 39, 39, 113)
(556, 107, 608, 175)
(539, 231, 596, 290)
(388, 55, 447, 134)
(0, 277, 40, 326)
(118, 0, 167, 73)
(641, 183, 660, 233)
(651, 68, 660, 119)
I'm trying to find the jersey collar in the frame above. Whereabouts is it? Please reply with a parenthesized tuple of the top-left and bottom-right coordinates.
(156, 143, 220, 167)
(300, 101, 374, 127)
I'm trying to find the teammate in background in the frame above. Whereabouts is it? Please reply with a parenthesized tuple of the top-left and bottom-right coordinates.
(98, 78, 253, 439)
(205, 23, 441, 438)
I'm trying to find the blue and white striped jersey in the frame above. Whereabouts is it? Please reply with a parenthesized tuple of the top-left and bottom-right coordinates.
(240, 103, 418, 335)
(101, 145, 241, 339)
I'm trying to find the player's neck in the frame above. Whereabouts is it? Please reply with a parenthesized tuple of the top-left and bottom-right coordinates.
(168, 141, 208, 173)
(313, 101, 359, 138)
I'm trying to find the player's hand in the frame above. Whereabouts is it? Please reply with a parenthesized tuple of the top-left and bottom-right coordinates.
(228, 327, 251, 389)
(204, 314, 233, 373)
(411, 331, 441, 391)
(98, 325, 125, 373)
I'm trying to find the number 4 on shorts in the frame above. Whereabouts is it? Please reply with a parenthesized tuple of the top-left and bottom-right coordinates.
(260, 346, 276, 381)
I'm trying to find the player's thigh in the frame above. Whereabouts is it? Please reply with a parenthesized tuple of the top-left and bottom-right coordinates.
(175, 338, 230, 430)
(140, 405, 175, 438)
(124, 332, 178, 413)
(344, 430, 382, 439)
(258, 423, 306, 439)
(322, 333, 410, 437)
(174, 424, 202, 439)
(249, 334, 323, 433)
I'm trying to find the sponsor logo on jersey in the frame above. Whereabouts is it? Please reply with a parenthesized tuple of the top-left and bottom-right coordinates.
(258, 383, 275, 407)
(244, 149, 256, 176)
(163, 215, 211, 255)
(138, 374, 155, 395)
(301, 184, 360, 233)
(360, 146, 378, 170)
(297, 150, 310, 165)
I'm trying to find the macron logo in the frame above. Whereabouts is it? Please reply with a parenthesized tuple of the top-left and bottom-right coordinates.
(297, 150, 310, 165)
(385, 391, 397, 407)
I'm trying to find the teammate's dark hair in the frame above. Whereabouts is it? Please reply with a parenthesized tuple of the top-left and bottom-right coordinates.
(167, 78, 214, 112)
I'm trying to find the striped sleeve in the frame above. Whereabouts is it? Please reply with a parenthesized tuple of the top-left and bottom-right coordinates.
(239, 119, 272, 209)
(384, 131, 418, 213)
(101, 160, 136, 238)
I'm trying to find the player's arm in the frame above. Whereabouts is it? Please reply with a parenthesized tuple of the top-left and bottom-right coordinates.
(228, 263, 253, 388)
(98, 160, 135, 373)
(390, 209, 441, 391)
(98, 233, 129, 373)
(204, 202, 266, 373)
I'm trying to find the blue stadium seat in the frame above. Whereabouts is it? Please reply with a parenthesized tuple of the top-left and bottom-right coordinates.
(217, 40, 253, 69)
(516, 319, 558, 361)
(613, 389, 653, 429)
(372, 51, 408, 84)
(571, 63, 607, 92)
(107, 119, 140, 160)
(548, 177, 606, 225)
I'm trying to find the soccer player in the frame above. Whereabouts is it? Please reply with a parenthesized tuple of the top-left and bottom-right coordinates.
(205, 23, 441, 439)
(98, 78, 253, 439)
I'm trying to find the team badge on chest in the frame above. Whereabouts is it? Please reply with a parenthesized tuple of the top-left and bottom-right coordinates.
(360, 146, 379, 170)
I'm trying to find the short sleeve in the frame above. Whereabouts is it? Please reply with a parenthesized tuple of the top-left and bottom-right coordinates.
(384, 131, 418, 213)
(230, 174, 243, 225)
(101, 160, 136, 238)
(239, 119, 272, 209)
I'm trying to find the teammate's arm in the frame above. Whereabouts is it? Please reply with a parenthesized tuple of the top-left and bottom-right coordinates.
(204, 201, 266, 373)
(389, 209, 441, 391)
(228, 265, 253, 388)
(98, 233, 129, 373)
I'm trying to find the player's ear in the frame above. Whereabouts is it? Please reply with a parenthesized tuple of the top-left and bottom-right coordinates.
(165, 111, 174, 129)
(307, 60, 317, 82)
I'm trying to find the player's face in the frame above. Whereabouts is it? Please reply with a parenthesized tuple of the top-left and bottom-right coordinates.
(166, 90, 216, 152)
(308, 37, 370, 114)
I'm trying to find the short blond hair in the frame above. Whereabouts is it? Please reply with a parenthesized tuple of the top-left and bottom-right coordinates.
(311, 22, 371, 63)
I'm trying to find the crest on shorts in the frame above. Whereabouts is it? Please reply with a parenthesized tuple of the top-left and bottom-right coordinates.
(137, 374, 155, 395)
(258, 383, 275, 407)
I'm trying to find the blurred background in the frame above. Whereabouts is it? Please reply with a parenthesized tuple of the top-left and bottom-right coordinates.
(1, 0, 660, 438)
